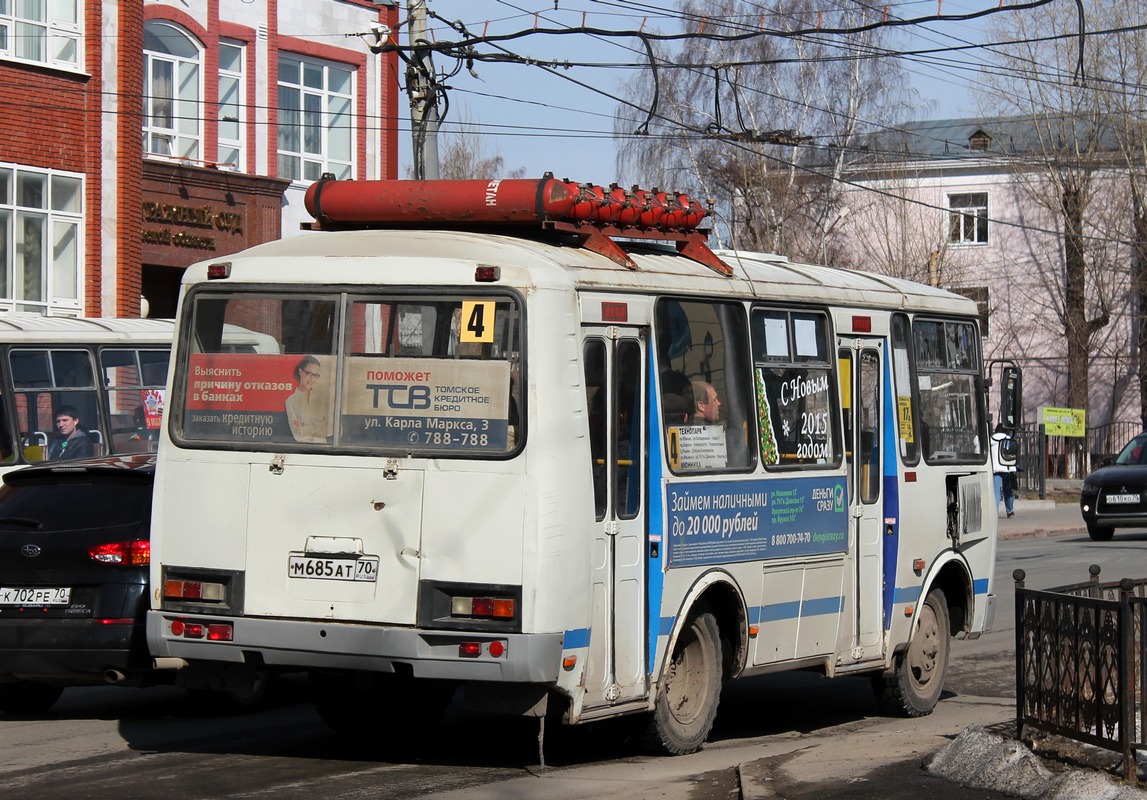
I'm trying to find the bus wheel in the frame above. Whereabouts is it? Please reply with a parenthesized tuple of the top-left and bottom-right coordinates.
(873, 588, 950, 717)
(0, 681, 64, 715)
(643, 607, 722, 755)
(1087, 522, 1115, 542)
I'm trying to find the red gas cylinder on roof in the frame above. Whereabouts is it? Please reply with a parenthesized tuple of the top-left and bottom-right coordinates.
(304, 177, 582, 227)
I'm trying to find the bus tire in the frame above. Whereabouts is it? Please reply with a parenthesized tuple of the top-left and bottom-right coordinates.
(0, 681, 64, 715)
(873, 587, 950, 717)
(643, 607, 722, 755)
(1086, 522, 1115, 542)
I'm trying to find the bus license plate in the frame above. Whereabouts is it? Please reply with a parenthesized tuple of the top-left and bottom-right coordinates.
(0, 586, 71, 606)
(1107, 493, 1140, 504)
(288, 555, 379, 582)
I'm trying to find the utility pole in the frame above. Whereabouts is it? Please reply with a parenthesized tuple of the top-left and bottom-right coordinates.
(407, 0, 440, 179)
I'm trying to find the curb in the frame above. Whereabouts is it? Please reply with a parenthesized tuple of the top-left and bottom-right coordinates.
(999, 526, 1086, 541)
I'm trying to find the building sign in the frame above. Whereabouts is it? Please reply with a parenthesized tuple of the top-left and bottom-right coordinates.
(1039, 406, 1086, 437)
(141, 201, 245, 252)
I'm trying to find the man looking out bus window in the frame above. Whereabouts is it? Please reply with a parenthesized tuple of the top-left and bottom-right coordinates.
(48, 406, 94, 461)
(690, 380, 722, 426)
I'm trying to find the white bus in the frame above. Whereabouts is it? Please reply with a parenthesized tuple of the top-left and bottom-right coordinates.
(148, 177, 1020, 754)
(0, 316, 174, 473)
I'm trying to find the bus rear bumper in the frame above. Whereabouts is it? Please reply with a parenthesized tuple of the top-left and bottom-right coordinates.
(146, 610, 564, 683)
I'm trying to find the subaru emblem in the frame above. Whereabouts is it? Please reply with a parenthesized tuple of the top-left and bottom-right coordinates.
(20, 544, 41, 558)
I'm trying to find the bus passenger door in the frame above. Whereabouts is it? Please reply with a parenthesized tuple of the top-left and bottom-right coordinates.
(839, 339, 885, 659)
(583, 329, 647, 707)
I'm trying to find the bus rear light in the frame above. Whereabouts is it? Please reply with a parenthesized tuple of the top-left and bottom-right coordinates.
(488, 640, 505, 658)
(852, 315, 872, 332)
(170, 619, 205, 638)
(170, 618, 231, 640)
(207, 262, 232, 279)
(459, 642, 482, 657)
(450, 596, 516, 620)
(164, 579, 226, 602)
(474, 265, 500, 282)
(206, 623, 233, 641)
(89, 540, 150, 565)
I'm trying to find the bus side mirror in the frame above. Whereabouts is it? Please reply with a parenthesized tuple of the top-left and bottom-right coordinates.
(1000, 365, 1022, 431)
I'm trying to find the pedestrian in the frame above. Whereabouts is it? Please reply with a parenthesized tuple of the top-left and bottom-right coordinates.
(990, 422, 1017, 517)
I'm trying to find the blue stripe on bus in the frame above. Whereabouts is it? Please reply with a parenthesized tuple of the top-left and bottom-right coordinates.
(563, 628, 591, 649)
(646, 355, 667, 670)
(656, 596, 845, 646)
(758, 600, 801, 622)
(881, 349, 901, 632)
(893, 585, 921, 605)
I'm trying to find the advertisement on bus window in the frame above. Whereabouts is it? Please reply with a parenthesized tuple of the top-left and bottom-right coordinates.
(182, 353, 511, 452)
(666, 476, 848, 566)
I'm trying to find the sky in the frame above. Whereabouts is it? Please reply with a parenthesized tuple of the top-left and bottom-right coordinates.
(393, 0, 1009, 183)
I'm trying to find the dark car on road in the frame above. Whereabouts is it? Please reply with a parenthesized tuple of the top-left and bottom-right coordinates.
(1080, 431, 1147, 541)
(0, 455, 269, 715)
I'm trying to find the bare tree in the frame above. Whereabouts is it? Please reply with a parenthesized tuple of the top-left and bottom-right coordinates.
(1092, 4, 1147, 427)
(615, 0, 914, 263)
(980, 2, 1130, 469)
(410, 111, 526, 180)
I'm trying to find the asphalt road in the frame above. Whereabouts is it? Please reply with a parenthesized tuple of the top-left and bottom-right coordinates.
(2, 505, 1141, 800)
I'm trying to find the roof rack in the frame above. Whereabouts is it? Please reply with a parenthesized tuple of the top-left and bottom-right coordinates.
(303, 174, 733, 276)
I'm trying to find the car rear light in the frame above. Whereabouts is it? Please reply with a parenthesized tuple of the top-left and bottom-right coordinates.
(89, 540, 150, 565)
(164, 578, 226, 602)
(450, 595, 516, 620)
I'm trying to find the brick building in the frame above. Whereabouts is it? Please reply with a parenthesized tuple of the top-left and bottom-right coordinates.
(0, 0, 399, 319)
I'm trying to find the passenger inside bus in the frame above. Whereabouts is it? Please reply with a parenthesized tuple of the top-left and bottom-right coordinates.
(47, 405, 95, 461)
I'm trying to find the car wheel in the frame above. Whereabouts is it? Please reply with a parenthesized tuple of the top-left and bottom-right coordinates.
(1086, 522, 1115, 541)
(641, 605, 723, 755)
(0, 681, 65, 715)
(873, 588, 950, 717)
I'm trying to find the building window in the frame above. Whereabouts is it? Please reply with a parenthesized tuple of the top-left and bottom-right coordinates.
(0, 165, 83, 314)
(0, 0, 82, 70)
(277, 54, 354, 182)
(143, 21, 203, 163)
(217, 40, 245, 171)
(948, 192, 989, 245)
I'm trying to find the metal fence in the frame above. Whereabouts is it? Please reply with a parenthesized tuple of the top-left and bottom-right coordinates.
(1014, 565, 1147, 780)
(1010, 421, 1143, 494)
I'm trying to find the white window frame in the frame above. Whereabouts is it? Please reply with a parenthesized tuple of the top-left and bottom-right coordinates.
(217, 39, 246, 172)
(947, 192, 989, 245)
(0, 163, 84, 315)
(0, 0, 82, 71)
(277, 53, 354, 182)
(143, 20, 204, 164)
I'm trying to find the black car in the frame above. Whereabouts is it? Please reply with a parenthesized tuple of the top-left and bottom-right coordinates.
(0, 455, 268, 714)
(1080, 432, 1147, 541)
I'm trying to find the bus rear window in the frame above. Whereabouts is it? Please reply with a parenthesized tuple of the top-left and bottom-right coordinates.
(174, 292, 522, 456)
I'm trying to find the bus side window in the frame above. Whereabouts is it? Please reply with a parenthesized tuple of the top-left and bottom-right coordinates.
(584, 339, 608, 520)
